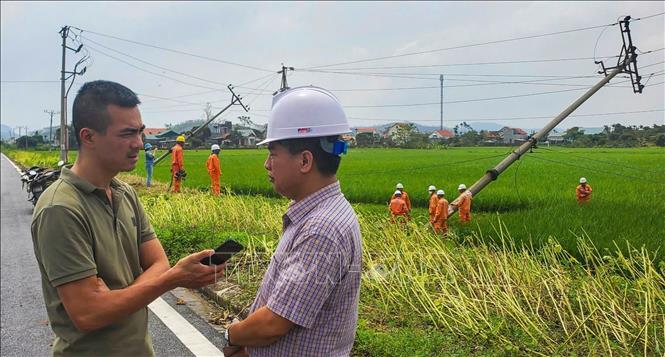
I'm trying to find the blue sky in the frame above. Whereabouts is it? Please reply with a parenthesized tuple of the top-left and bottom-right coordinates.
(1, 1, 663, 134)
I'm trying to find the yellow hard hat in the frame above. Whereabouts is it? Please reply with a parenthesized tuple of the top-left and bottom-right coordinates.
(176, 135, 185, 143)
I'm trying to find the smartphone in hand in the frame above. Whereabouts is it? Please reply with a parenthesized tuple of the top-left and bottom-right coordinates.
(200, 239, 244, 265)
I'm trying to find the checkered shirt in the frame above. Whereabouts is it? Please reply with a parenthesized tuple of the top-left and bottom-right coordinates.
(246, 181, 362, 356)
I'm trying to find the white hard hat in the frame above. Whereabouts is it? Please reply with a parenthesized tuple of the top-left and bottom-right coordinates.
(458, 184, 467, 190)
(428, 185, 436, 191)
(257, 86, 350, 145)
(396, 183, 404, 189)
(437, 189, 445, 196)
(211, 144, 220, 151)
(394, 190, 402, 196)
(579, 177, 587, 183)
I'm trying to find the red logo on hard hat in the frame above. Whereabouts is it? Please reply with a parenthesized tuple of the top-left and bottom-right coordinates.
(297, 128, 311, 134)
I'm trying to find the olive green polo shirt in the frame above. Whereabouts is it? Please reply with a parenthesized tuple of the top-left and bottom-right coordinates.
(31, 167, 156, 357)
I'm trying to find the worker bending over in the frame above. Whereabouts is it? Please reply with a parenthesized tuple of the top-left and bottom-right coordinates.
(389, 190, 409, 223)
(391, 183, 411, 214)
(576, 177, 592, 204)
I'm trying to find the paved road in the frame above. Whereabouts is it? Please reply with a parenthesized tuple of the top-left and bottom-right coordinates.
(1, 154, 226, 357)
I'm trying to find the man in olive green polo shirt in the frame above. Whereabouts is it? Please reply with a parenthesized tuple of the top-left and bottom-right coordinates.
(31, 80, 223, 356)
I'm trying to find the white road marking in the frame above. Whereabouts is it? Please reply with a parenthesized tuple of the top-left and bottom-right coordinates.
(1, 153, 23, 173)
(148, 297, 224, 357)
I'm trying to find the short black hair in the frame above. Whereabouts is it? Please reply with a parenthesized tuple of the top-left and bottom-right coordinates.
(274, 136, 342, 177)
(72, 80, 141, 146)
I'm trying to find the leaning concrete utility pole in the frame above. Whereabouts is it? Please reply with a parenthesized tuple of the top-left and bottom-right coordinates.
(152, 85, 249, 166)
(448, 16, 645, 217)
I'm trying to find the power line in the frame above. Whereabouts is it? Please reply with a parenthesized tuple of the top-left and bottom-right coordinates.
(73, 27, 273, 72)
(344, 80, 637, 108)
(84, 43, 226, 91)
(303, 23, 619, 70)
(81, 35, 231, 87)
(1, 80, 60, 83)
(302, 13, 663, 69)
(527, 153, 665, 185)
(538, 147, 665, 175)
(343, 153, 510, 177)
(345, 109, 665, 123)
(316, 55, 622, 71)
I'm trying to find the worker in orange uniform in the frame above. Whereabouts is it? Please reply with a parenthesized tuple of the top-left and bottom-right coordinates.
(389, 190, 409, 224)
(170, 135, 186, 193)
(432, 190, 449, 236)
(392, 183, 411, 214)
(451, 183, 472, 223)
(576, 177, 592, 204)
(427, 185, 438, 225)
(206, 144, 221, 196)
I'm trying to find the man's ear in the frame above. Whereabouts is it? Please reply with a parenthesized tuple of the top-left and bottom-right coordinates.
(299, 150, 314, 174)
(79, 128, 96, 148)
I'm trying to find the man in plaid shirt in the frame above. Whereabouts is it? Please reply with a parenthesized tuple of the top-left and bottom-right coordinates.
(223, 86, 362, 357)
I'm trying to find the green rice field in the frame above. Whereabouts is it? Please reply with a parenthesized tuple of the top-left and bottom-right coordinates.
(8, 147, 662, 261)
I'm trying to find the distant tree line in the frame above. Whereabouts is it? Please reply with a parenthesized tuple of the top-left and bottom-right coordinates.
(562, 124, 665, 147)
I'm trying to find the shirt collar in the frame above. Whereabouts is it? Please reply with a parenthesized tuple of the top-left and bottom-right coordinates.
(60, 167, 125, 195)
(285, 181, 341, 226)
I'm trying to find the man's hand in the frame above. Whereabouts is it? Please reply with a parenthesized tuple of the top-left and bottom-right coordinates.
(223, 346, 247, 357)
(165, 249, 225, 289)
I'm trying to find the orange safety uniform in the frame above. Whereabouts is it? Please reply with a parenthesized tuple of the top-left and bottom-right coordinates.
(432, 197, 449, 235)
(576, 184, 592, 204)
(428, 193, 438, 223)
(452, 191, 472, 222)
(389, 197, 408, 217)
(206, 153, 221, 196)
(171, 144, 184, 193)
(391, 191, 411, 212)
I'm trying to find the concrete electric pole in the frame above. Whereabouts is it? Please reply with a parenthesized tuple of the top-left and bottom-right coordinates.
(44, 109, 60, 151)
(440, 74, 444, 131)
(447, 16, 646, 218)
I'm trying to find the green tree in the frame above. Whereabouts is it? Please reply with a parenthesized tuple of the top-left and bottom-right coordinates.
(356, 132, 375, 147)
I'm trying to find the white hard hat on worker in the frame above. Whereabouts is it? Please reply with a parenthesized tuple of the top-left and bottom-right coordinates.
(260, 85, 351, 200)
(258, 86, 351, 147)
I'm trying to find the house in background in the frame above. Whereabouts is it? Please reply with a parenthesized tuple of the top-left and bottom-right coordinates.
(481, 130, 502, 144)
(545, 129, 565, 144)
(210, 121, 233, 147)
(499, 126, 528, 144)
(429, 129, 454, 142)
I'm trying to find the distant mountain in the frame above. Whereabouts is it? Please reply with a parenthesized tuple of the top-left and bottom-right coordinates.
(1, 124, 12, 140)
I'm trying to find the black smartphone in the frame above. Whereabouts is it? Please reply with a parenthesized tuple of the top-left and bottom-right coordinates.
(200, 239, 244, 265)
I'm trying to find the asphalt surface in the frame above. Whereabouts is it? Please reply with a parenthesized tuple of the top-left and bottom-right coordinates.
(0, 154, 225, 356)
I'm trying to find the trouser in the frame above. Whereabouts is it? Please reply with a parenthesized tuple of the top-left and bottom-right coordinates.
(210, 175, 220, 196)
(145, 164, 153, 187)
(434, 221, 448, 235)
(172, 172, 181, 193)
(391, 214, 408, 225)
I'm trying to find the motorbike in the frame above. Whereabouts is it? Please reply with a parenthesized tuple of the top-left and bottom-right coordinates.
(20, 161, 66, 206)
